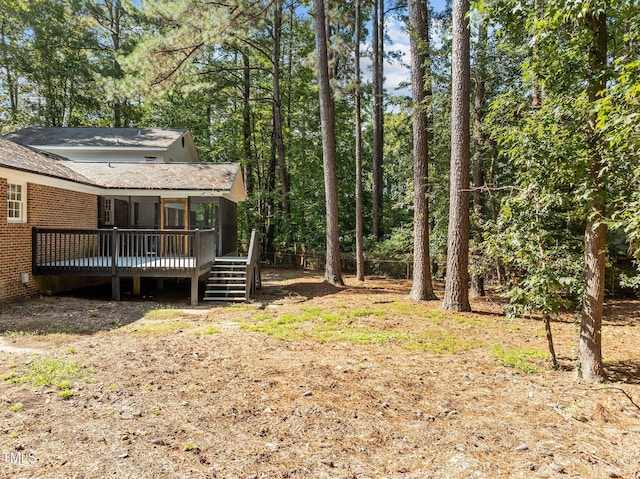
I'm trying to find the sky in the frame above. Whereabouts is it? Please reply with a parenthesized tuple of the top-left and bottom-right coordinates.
(366, 0, 449, 98)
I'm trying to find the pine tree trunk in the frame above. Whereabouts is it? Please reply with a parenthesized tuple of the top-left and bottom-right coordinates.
(354, 0, 365, 282)
(272, 0, 292, 241)
(371, 0, 384, 241)
(531, 0, 545, 107)
(1, 20, 19, 117)
(578, 10, 607, 383)
(110, 0, 124, 127)
(443, 0, 471, 312)
(242, 50, 255, 238)
(313, 0, 344, 286)
(266, 145, 277, 256)
(408, 0, 437, 301)
(470, 19, 487, 298)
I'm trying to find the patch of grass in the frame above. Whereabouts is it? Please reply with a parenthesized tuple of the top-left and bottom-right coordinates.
(275, 313, 308, 325)
(423, 310, 447, 320)
(224, 304, 254, 312)
(240, 320, 301, 340)
(143, 309, 181, 320)
(351, 309, 386, 318)
(241, 304, 486, 354)
(59, 389, 76, 400)
(252, 313, 273, 321)
(183, 443, 201, 453)
(408, 331, 479, 354)
(3, 358, 88, 392)
(319, 312, 342, 323)
(243, 305, 420, 347)
(89, 309, 99, 318)
(132, 321, 193, 335)
(65, 346, 78, 355)
(55, 379, 71, 390)
(453, 315, 489, 328)
(9, 403, 23, 413)
(242, 307, 340, 340)
(491, 345, 546, 374)
(200, 326, 221, 335)
(311, 323, 409, 345)
(389, 300, 417, 314)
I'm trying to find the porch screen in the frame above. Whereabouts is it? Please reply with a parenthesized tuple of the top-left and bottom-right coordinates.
(164, 201, 186, 229)
(190, 201, 218, 230)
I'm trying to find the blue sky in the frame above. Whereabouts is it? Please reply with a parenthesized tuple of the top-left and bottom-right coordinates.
(367, 0, 449, 97)
(431, 0, 448, 12)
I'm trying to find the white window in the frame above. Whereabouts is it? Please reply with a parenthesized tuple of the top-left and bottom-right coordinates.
(7, 183, 26, 223)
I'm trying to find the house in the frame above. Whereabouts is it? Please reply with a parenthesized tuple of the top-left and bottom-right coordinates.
(1, 128, 255, 305)
(5, 128, 243, 254)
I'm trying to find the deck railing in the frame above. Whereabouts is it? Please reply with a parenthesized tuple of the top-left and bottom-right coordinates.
(245, 229, 262, 299)
(32, 227, 216, 276)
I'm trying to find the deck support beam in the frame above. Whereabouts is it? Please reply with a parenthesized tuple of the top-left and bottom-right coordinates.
(112, 276, 120, 301)
(133, 276, 141, 296)
(190, 273, 199, 306)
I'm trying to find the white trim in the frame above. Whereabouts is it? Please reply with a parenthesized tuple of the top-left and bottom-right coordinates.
(34, 146, 168, 152)
(7, 181, 26, 223)
(225, 171, 247, 202)
(0, 167, 100, 195)
(102, 189, 228, 198)
(1, 167, 245, 204)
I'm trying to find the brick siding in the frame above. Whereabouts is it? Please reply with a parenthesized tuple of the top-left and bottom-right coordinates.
(0, 178, 97, 303)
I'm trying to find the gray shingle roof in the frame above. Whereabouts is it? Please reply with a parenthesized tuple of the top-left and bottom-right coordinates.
(66, 162, 241, 191)
(0, 138, 94, 184)
(5, 127, 187, 148)
(1, 136, 241, 194)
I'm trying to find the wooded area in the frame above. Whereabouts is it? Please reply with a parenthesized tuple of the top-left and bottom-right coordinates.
(1, 0, 639, 381)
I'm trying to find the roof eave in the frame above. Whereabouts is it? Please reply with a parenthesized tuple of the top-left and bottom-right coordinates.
(34, 146, 169, 151)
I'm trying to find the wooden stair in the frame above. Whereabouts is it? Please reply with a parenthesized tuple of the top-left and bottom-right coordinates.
(204, 257, 248, 302)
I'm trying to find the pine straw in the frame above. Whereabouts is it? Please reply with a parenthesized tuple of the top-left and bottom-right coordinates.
(0, 270, 639, 478)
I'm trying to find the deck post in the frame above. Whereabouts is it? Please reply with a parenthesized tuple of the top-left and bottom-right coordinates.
(112, 277, 120, 301)
(111, 227, 120, 301)
(190, 275, 199, 306)
(133, 277, 141, 296)
(190, 229, 200, 306)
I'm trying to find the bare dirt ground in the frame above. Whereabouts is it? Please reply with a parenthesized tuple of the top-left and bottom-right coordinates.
(1, 270, 639, 479)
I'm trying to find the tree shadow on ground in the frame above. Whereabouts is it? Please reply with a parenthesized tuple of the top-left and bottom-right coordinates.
(0, 296, 147, 335)
(0, 279, 194, 336)
(255, 281, 345, 303)
(603, 299, 640, 327)
(605, 360, 640, 385)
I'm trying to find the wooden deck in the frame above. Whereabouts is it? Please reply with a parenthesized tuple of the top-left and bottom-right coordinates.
(32, 228, 216, 305)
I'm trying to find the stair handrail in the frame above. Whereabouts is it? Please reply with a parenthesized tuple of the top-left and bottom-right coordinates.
(245, 229, 261, 299)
